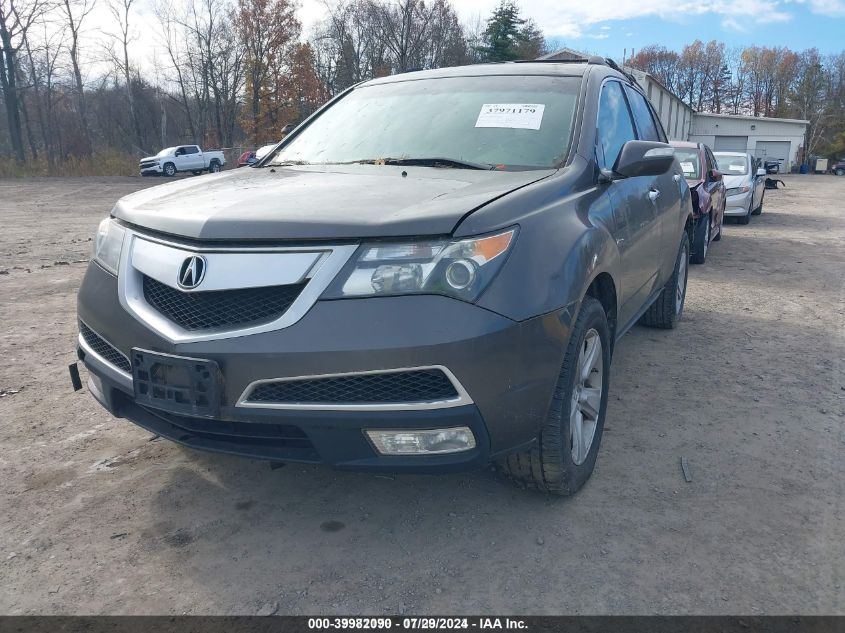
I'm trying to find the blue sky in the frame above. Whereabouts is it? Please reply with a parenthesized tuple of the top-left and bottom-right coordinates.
(295, 0, 845, 55)
(555, 9, 845, 57)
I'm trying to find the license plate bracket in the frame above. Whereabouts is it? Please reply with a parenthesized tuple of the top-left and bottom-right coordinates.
(132, 349, 221, 417)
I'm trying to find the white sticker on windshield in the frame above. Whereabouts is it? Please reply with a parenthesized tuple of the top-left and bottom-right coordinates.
(475, 104, 545, 130)
(680, 162, 695, 173)
(729, 164, 745, 171)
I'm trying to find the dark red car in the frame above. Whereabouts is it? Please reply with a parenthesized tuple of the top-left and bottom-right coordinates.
(237, 151, 257, 168)
(671, 141, 726, 264)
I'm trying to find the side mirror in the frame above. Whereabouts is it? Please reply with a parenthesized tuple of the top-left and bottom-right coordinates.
(612, 140, 675, 178)
(756, 168, 767, 177)
(709, 169, 722, 182)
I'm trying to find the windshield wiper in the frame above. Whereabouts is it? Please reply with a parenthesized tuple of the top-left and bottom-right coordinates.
(346, 157, 494, 170)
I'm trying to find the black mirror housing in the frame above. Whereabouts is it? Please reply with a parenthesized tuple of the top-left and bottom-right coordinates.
(613, 140, 675, 178)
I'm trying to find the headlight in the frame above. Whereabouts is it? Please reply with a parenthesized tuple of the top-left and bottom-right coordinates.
(323, 228, 517, 302)
(726, 185, 751, 196)
(92, 218, 126, 275)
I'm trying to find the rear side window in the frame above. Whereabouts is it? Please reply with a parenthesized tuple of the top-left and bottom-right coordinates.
(184, 146, 199, 155)
(624, 86, 661, 142)
(597, 81, 636, 170)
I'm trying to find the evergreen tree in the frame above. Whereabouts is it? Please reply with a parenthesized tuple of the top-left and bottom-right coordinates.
(477, 1, 543, 62)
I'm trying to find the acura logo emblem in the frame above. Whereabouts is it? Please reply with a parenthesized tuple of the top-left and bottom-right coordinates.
(177, 255, 206, 289)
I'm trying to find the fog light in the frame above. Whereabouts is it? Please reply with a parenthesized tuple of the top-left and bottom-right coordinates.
(366, 427, 476, 455)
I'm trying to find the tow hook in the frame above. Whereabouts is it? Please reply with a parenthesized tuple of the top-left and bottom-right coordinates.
(69, 362, 83, 391)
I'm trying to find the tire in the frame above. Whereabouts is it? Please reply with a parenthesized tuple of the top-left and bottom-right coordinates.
(639, 232, 689, 330)
(737, 200, 752, 225)
(192, 170, 203, 176)
(497, 295, 611, 496)
(208, 161, 221, 173)
(836, 168, 844, 176)
(690, 215, 710, 264)
(752, 191, 764, 215)
(712, 207, 724, 242)
(163, 162, 177, 177)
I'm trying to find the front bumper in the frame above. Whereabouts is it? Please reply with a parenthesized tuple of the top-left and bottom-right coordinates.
(139, 163, 162, 176)
(77, 263, 573, 472)
(724, 191, 752, 215)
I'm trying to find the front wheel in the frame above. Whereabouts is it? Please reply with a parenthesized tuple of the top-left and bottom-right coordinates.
(690, 216, 710, 264)
(836, 168, 844, 176)
(737, 200, 752, 225)
(497, 295, 611, 495)
(163, 162, 177, 177)
(639, 232, 689, 330)
(713, 207, 724, 242)
(752, 191, 764, 215)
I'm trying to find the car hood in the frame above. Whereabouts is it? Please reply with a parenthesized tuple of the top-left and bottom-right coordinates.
(140, 156, 161, 162)
(723, 174, 750, 190)
(113, 164, 555, 240)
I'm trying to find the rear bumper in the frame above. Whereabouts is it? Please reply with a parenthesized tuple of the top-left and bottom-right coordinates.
(77, 263, 573, 472)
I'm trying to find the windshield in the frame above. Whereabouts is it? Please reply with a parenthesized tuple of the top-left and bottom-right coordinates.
(156, 147, 176, 158)
(715, 153, 749, 175)
(269, 75, 581, 170)
(674, 150, 702, 180)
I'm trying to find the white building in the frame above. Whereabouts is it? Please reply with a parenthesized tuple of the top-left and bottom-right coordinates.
(687, 113, 808, 172)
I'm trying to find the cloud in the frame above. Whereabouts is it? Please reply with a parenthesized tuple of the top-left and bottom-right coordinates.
(783, 0, 845, 16)
(358, 0, 803, 40)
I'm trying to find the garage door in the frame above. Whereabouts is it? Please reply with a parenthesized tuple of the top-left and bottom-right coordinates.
(714, 136, 748, 152)
(755, 140, 790, 165)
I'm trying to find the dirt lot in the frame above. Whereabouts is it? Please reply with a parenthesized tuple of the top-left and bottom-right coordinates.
(0, 175, 842, 615)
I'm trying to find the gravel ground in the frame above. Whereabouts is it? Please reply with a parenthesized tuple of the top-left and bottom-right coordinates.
(0, 174, 842, 615)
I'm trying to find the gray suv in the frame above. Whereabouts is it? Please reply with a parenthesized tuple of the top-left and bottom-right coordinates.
(76, 59, 693, 495)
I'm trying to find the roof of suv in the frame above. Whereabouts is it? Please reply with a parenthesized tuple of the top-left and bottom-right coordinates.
(364, 61, 615, 87)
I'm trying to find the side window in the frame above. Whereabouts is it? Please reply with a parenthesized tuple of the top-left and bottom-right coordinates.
(175, 147, 184, 156)
(705, 148, 718, 175)
(597, 81, 637, 170)
(185, 146, 199, 155)
(624, 85, 661, 142)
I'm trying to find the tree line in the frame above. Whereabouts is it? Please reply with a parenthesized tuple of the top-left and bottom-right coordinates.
(3, 0, 844, 174)
(0, 0, 546, 171)
(629, 41, 845, 158)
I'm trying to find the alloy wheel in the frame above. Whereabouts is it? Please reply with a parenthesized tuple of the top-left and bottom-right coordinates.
(570, 329, 603, 465)
(676, 251, 687, 314)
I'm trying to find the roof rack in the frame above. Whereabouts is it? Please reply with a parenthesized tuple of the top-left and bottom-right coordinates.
(513, 58, 590, 64)
(518, 55, 640, 83)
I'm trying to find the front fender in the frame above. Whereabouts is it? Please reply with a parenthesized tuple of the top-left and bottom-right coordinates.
(469, 170, 621, 323)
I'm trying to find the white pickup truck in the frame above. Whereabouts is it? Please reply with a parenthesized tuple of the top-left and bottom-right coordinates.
(139, 145, 226, 177)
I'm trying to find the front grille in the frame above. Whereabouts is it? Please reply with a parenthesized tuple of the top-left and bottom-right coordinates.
(143, 276, 306, 331)
(246, 369, 460, 405)
(79, 322, 131, 373)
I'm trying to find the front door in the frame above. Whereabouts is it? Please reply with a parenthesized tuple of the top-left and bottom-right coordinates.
(598, 81, 663, 327)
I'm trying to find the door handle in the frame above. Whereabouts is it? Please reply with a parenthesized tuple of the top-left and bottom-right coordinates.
(673, 174, 681, 182)
(648, 189, 660, 203)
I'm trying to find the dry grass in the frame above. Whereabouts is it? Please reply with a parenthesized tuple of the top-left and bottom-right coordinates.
(0, 151, 138, 178)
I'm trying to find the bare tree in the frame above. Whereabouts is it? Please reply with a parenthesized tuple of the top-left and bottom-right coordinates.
(60, 0, 95, 156)
(105, 0, 142, 150)
(0, 0, 48, 160)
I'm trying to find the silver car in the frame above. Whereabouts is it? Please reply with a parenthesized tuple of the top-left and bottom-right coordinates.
(714, 152, 766, 225)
